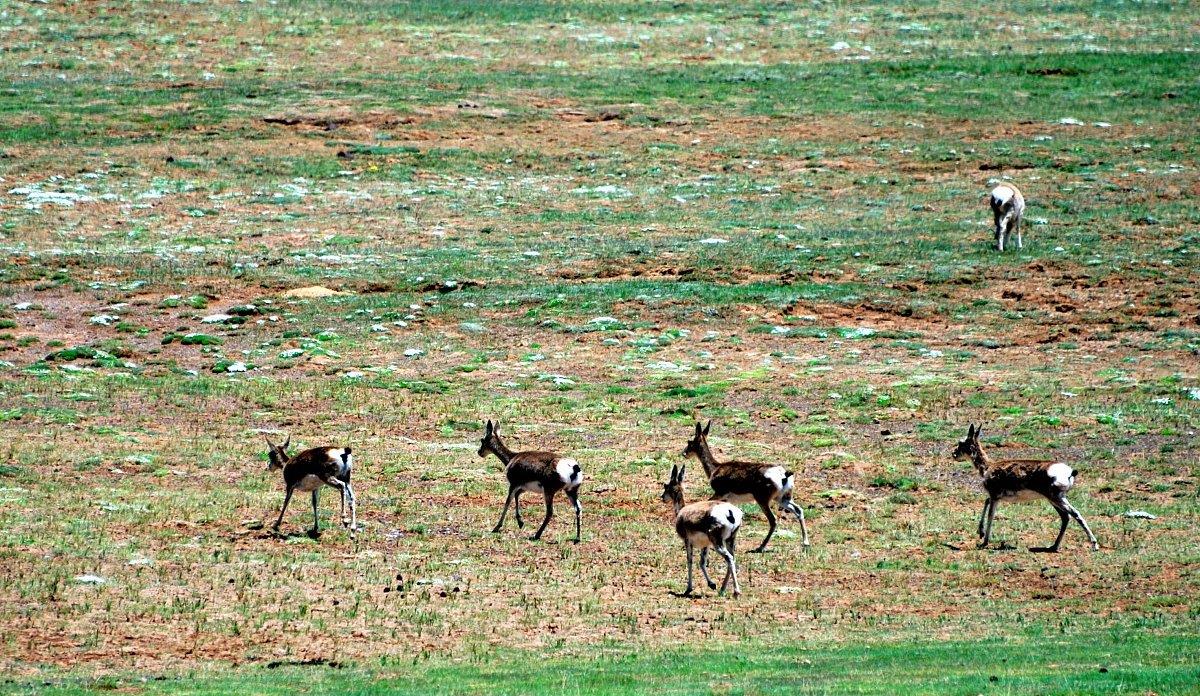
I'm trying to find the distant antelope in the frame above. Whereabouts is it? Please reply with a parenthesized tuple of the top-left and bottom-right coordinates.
(265, 436, 357, 539)
(478, 420, 583, 543)
(661, 464, 742, 597)
(684, 421, 810, 553)
(953, 424, 1099, 552)
(989, 183, 1026, 252)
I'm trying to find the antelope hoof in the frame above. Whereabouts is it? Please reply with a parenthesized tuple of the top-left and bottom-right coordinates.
(1091, 542, 1100, 551)
(491, 525, 503, 534)
(732, 590, 741, 598)
(342, 517, 351, 527)
(706, 580, 717, 590)
(748, 546, 768, 554)
(308, 528, 321, 539)
(530, 533, 544, 541)
(516, 520, 524, 529)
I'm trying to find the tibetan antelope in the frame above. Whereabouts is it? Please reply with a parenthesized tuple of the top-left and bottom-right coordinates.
(661, 464, 742, 597)
(953, 424, 1099, 552)
(265, 436, 357, 539)
(478, 420, 583, 543)
(684, 421, 810, 553)
(990, 183, 1026, 252)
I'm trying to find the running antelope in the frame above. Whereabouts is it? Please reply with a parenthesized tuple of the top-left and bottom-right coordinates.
(953, 424, 1099, 552)
(684, 421, 810, 552)
(265, 436, 357, 539)
(990, 182, 1026, 252)
(478, 420, 583, 543)
(661, 464, 742, 597)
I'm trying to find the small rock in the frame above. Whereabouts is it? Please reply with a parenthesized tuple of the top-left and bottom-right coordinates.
(404, 348, 424, 358)
(1122, 510, 1156, 520)
(75, 574, 107, 585)
(227, 304, 259, 316)
(282, 286, 346, 298)
(201, 313, 233, 324)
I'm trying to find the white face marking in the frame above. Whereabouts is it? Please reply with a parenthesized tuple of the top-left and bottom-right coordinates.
(1047, 462, 1075, 489)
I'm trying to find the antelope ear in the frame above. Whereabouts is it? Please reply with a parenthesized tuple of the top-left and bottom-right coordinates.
(282, 435, 291, 451)
(492, 421, 500, 435)
(966, 424, 975, 439)
(669, 464, 678, 481)
(484, 420, 492, 435)
(694, 422, 703, 437)
(703, 420, 712, 436)
(679, 464, 686, 481)
(974, 424, 982, 440)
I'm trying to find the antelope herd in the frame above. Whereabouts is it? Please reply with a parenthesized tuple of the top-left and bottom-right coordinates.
(264, 186, 1097, 598)
(265, 420, 1101, 599)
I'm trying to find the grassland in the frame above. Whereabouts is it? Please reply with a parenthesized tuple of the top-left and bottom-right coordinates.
(1, 0, 1197, 693)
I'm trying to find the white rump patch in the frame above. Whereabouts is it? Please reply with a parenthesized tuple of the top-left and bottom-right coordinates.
(556, 458, 582, 486)
(991, 185, 1014, 206)
(1048, 462, 1075, 490)
(328, 448, 352, 476)
(712, 502, 743, 530)
(763, 466, 789, 493)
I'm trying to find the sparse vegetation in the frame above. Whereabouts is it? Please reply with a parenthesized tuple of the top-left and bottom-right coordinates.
(0, 0, 1196, 693)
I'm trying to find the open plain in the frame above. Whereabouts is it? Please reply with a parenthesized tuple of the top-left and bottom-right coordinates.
(0, 1, 1198, 693)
